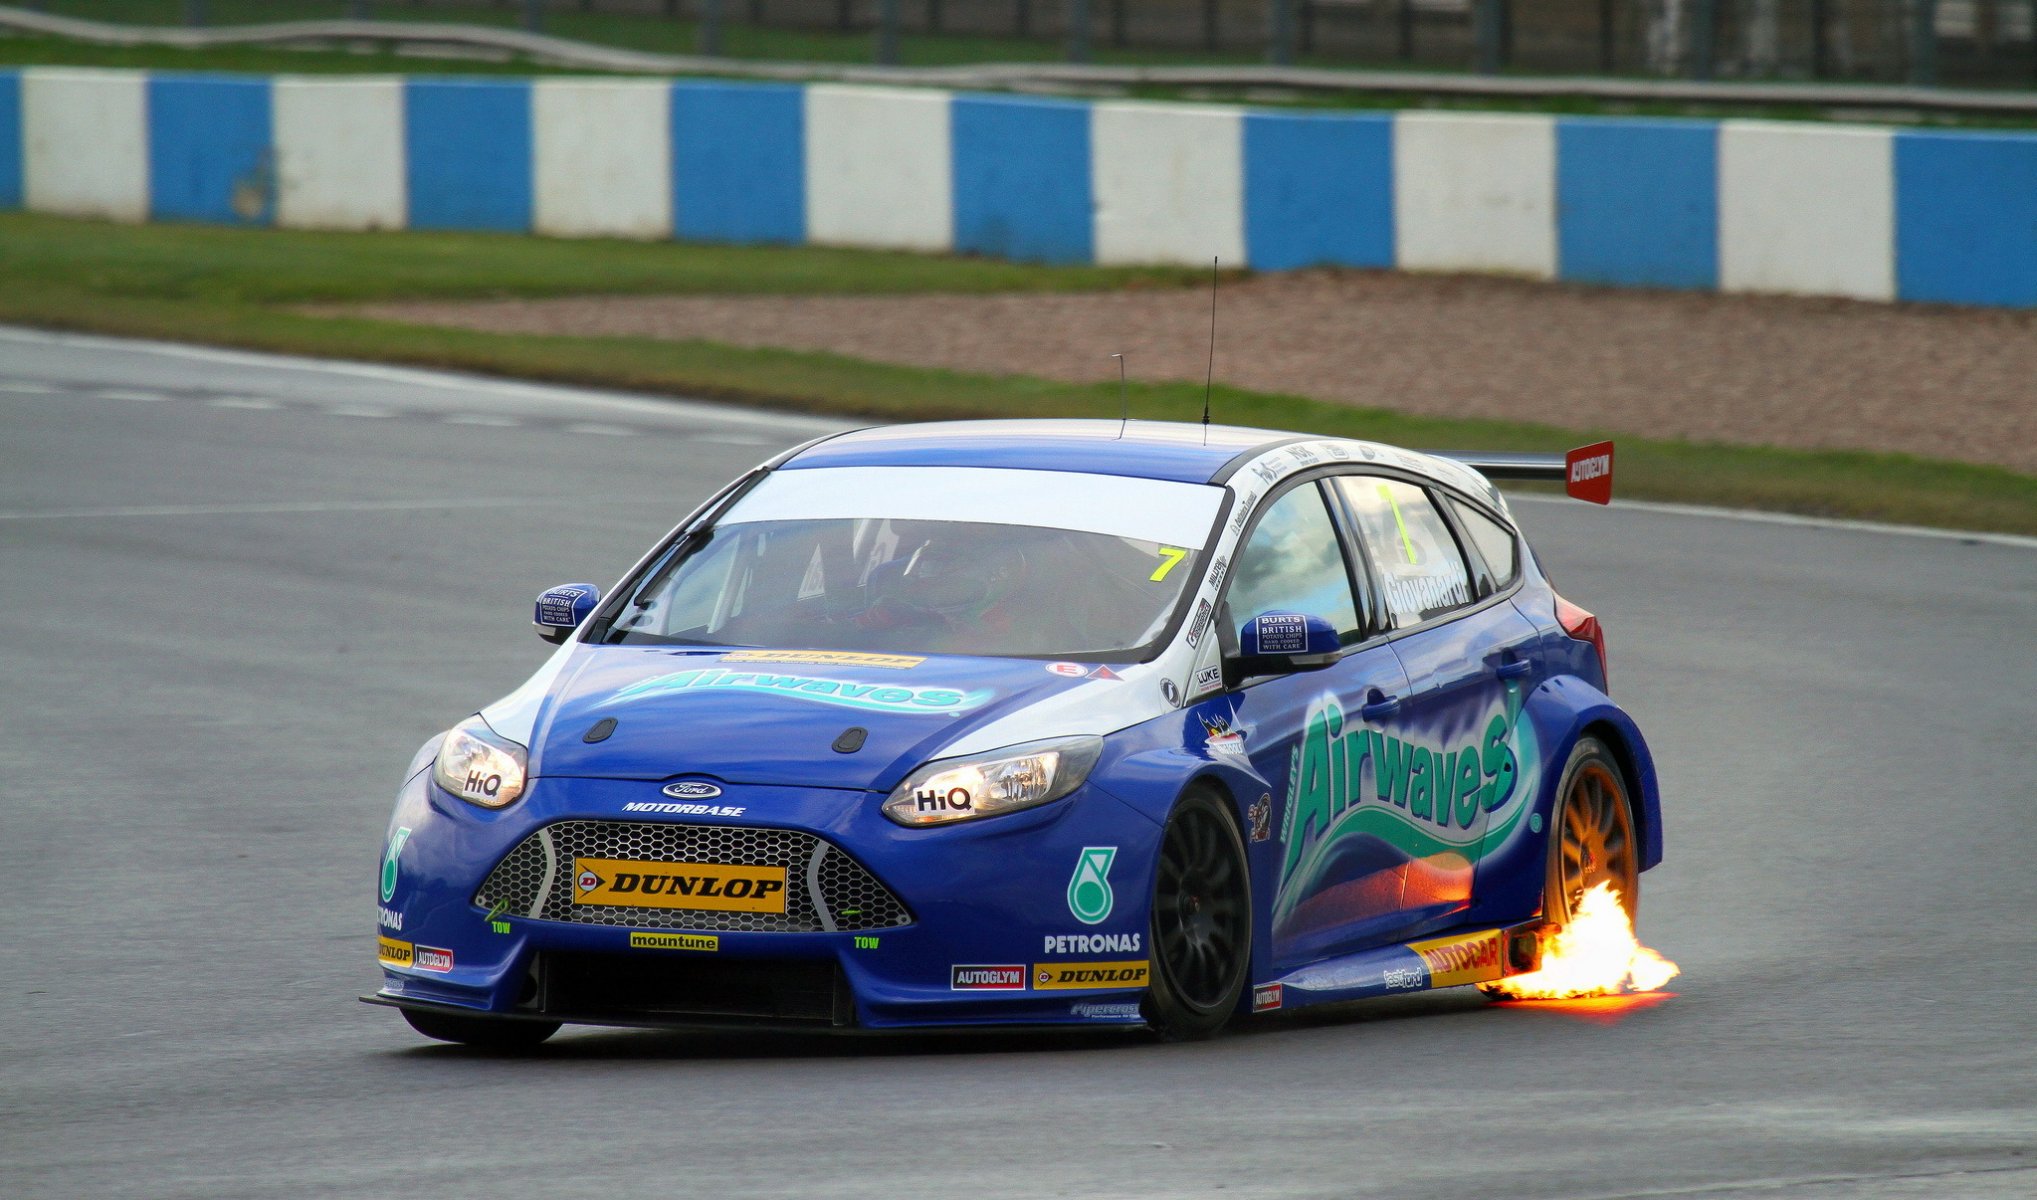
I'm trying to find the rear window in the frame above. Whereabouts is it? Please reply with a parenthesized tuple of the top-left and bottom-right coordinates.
(1447, 497, 1520, 592)
(1332, 477, 1474, 627)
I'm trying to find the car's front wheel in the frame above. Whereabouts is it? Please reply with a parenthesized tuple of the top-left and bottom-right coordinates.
(1143, 789, 1251, 1041)
(401, 1007, 560, 1049)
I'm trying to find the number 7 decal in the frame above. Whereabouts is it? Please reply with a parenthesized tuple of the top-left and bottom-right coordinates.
(1150, 547, 1188, 582)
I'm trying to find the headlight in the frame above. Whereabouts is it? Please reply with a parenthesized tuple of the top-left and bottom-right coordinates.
(882, 736, 1103, 827)
(432, 716, 528, 809)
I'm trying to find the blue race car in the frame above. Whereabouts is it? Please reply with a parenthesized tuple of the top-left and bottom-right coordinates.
(366, 419, 1657, 1045)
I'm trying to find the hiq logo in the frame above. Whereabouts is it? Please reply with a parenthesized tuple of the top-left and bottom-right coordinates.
(1067, 847, 1117, 925)
(915, 786, 973, 814)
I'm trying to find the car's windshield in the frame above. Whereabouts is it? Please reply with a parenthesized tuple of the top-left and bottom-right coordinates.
(602, 466, 1224, 659)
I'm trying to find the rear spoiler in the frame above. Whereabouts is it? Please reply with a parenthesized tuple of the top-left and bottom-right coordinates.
(1427, 441, 1615, 505)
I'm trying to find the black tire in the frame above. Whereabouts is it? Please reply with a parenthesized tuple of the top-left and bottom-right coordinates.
(1143, 789, 1252, 1042)
(1544, 736, 1640, 925)
(401, 1007, 560, 1049)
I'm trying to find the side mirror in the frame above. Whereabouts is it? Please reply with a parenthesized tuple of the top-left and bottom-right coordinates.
(534, 583, 601, 645)
(1227, 611, 1339, 684)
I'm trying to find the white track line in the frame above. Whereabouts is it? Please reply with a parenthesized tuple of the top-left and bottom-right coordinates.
(1510, 494, 2037, 551)
(0, 325, 846, 435)
(0, 498, 554, 521)
(5, 324, 2028, 550)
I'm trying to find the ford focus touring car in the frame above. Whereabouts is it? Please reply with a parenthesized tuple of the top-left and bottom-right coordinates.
(366, 419, 1659, 1045)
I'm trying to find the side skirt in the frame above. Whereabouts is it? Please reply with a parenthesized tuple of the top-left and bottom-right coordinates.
(1248, 921, 1544, 1016)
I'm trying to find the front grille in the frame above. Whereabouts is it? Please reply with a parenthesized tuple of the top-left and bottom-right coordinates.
(538, 952, 849, 1026)
(475, 820, 911, 933)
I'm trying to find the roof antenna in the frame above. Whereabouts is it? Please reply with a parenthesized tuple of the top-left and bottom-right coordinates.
(1112, 352, 1128, 439)
(1201, 256, 1218, 445)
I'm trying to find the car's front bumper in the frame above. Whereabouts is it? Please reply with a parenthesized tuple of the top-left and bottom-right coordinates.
(370, 767, 1165, 1031)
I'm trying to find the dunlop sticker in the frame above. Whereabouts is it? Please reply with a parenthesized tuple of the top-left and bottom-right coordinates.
(629, 932, 719, 952)
(573, 859, 788, 913)
(377, 936, 414, 968)
(1031, 960, 1150, 991)
(1409, 929, 1503, 989)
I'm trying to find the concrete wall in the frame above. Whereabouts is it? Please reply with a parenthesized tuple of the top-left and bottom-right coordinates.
(1091, 102, 1244, 268)
(805, 85, 952, 253)
(533, 78, 671, 238)
(1394, 113, 1556, 279)
(3, 65, 2035, 307)
(273, 77, 406, 231)
(22, 69, 147, 222)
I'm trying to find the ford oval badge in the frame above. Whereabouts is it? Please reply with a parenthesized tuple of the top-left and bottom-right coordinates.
(662, 781, 723, 800)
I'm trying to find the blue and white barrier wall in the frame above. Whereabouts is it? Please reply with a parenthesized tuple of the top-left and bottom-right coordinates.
(4, 66, 2037, 307)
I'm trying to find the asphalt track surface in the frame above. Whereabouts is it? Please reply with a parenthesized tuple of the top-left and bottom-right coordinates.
(2, 326, 2032, 1200)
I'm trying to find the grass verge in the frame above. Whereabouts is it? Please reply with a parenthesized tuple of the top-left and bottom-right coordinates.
(2, 213, 2033, 536)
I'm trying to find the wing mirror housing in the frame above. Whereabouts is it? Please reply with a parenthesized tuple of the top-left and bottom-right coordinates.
(534, 583, 601, 645)
(1226, 611, 1340, 684)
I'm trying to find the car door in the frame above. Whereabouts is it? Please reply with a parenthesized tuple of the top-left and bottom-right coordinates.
(1328, 475, 1542, 936)
(1202, 478, 1421, 971)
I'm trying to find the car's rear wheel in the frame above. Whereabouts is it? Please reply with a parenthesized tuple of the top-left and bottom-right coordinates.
(401, 1007, 560, 1049)
(1143, 789, 1251, 1042)
(1546, 736, 1639, 924)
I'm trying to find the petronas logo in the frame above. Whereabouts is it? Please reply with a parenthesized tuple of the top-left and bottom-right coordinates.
(1067, 846, 1117, 926)
(380, 827, 411, 904)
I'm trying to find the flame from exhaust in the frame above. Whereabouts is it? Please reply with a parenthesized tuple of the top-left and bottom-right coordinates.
(1493, 882, 1679, 1000)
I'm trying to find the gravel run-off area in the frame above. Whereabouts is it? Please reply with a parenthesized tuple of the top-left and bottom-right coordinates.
(340, 270, 2037, 475)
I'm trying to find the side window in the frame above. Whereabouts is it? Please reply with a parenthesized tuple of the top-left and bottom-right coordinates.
(1332, 477, 1474, 627)
(1221, 484, 1363, 644)
(1446, 496, 1520, 591)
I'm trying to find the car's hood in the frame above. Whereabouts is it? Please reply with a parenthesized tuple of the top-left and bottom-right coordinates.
(522, 647, 1121, 792)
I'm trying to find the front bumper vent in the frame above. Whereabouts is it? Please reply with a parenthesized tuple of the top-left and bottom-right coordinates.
(475, 820, 911, 933)
(535, 952, 849, 1026)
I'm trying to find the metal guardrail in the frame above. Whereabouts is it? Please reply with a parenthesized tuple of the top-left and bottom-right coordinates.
(6, 3, 2037, 113)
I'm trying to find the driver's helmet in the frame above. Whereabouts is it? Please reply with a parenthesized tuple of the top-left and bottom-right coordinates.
(878, 534, 1027, 619)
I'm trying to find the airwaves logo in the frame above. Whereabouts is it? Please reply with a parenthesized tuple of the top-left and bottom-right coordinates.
(1273, 686, 1538, 927)
(1067, 847, 1117, 925)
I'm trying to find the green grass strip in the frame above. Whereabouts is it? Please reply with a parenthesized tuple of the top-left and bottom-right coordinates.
(2, 214, 2032, 535)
